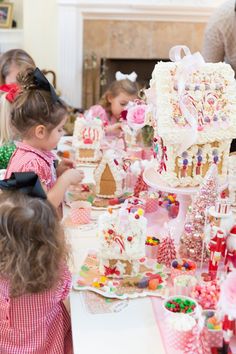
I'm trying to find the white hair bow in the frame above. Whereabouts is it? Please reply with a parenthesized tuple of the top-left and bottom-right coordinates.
(115, 71, 137, 82)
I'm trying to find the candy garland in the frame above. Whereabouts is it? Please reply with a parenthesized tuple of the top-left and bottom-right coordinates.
(157, 235, 176, 267)
(180, 165, 218, 262)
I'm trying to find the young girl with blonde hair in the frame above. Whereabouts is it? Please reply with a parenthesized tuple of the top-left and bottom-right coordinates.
(5, 67, 84, 207)
(0, 173, 72, 353)
(0, 48, 35, 85)
(89, 72, 139, 136)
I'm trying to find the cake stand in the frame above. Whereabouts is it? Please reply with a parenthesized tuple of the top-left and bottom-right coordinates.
(143, 166, 199, 244)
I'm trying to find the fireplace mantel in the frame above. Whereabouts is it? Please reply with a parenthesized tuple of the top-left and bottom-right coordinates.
(57, 0, 224, 106)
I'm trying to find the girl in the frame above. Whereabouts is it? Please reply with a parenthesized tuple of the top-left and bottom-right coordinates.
(89, 72, 139, 137)
(0, 177, 72, 354)
(5, 67, 84, 207)
(0, 48, 35, 85)
(0, 49, 35, 168)
(0, 84, 19, 169)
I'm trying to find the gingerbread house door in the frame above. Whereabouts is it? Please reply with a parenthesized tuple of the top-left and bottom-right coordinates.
(100, 164, 116, 196)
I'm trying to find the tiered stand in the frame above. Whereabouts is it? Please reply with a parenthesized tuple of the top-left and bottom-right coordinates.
(143, 166, 198, 244)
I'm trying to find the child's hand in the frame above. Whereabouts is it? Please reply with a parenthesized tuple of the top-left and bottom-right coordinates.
(64, 168, 85, 185)
(105, 122, 123, 134)
(56, 158, 76, 177)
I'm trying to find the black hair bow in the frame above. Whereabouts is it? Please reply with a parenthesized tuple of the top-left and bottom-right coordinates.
(33, 67, 61, 104)
(0, 172, 47, 199)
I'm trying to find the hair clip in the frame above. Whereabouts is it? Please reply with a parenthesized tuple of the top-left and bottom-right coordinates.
(115, 71, 137, 82)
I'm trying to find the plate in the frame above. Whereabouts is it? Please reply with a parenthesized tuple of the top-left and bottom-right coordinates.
(73, 253, 168, 299)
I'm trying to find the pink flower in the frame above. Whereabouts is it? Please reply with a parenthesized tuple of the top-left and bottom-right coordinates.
(126, 104, 146, 130)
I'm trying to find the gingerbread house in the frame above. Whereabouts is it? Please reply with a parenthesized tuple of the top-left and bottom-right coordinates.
(94, 149, 128, 198)
(72, 115, 104, 162)
(148, 58, 236, 187)
(98, 207, 147, 278)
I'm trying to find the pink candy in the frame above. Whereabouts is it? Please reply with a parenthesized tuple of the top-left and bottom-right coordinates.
(191, 280, 220, 309)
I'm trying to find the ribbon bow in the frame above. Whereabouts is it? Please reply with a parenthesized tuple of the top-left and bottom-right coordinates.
(0, 83, 20, 103)
(169, 45, 205, 154)
(33, 68, 61, 104)
(0, 172, 47, 199)
(115, 71, 137, 82)
(104, 266, 120, 277)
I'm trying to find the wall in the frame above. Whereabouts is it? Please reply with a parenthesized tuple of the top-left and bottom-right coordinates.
(23, 0, 58, 74)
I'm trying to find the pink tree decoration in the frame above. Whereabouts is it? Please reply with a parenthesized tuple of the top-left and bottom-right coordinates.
(157, 232, 176, 267)
(179, 165, 218, 262)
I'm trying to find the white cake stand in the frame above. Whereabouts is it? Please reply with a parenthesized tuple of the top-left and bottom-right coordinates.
(143, 166, 199, 244)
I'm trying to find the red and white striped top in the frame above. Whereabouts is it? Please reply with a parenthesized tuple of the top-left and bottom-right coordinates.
(0, 265, 73, 353)
(5, 142, 57, 190)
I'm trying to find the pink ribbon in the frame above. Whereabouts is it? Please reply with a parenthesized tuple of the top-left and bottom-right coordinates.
(169, 45, 205, 154)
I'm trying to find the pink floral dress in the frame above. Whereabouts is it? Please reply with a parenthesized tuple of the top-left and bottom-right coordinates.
(0, 265, 72, 354)
(5, 142, 57, 190)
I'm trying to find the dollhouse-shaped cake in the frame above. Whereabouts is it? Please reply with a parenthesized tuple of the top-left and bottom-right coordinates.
(94, 149, 128, 198)
(72, 115, 104, 162)
(148, 61, 236, 187)
(98, 207, 147, 278)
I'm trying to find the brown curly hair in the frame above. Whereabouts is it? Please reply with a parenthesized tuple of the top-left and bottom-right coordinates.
(99, 79, 139, 117)
(11, 67, 67, 137)
(0, 191, 69, 297)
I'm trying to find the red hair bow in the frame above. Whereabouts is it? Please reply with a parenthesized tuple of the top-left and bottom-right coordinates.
(0, 83, 20, 103)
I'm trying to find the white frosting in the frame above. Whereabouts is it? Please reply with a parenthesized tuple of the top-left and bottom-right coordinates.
(72, 116, 104, 162)
(148, 61, 236, 187)
(94, 149, 127, 197)
(98, 208, 147, 261)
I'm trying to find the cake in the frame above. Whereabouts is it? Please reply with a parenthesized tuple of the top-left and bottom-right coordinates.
(94, 149, 129, 198)
(147, 59, 236, 187)
(98, 207, 147, 278)
(72, 114, 104, 162)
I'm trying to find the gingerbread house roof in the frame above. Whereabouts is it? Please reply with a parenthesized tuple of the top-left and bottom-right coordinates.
(94, 149, 127, 197)
(149, 61, 236, 148)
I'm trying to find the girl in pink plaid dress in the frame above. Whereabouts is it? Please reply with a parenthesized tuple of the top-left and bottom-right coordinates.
(5, 67, 84, 208)
(0, 185, 73, 354)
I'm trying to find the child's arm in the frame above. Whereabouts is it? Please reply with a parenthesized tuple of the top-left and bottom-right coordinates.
(47, 168, 84, 207)
(105, 122, 123, 134)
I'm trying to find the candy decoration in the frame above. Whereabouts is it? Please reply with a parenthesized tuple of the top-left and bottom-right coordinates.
(191, 280, 220, 310)
(180, 164, 218, 262)
(157, 235, 176, 267)
(165, 297, 196, 314)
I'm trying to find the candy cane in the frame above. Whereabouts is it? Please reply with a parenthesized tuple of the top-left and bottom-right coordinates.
(114, 234, 125, 253)
(82, 128, 86, 139)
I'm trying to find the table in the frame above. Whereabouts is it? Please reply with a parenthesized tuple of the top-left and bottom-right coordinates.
(64, 155, 236, 354)
(64, 164, 166, 354)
